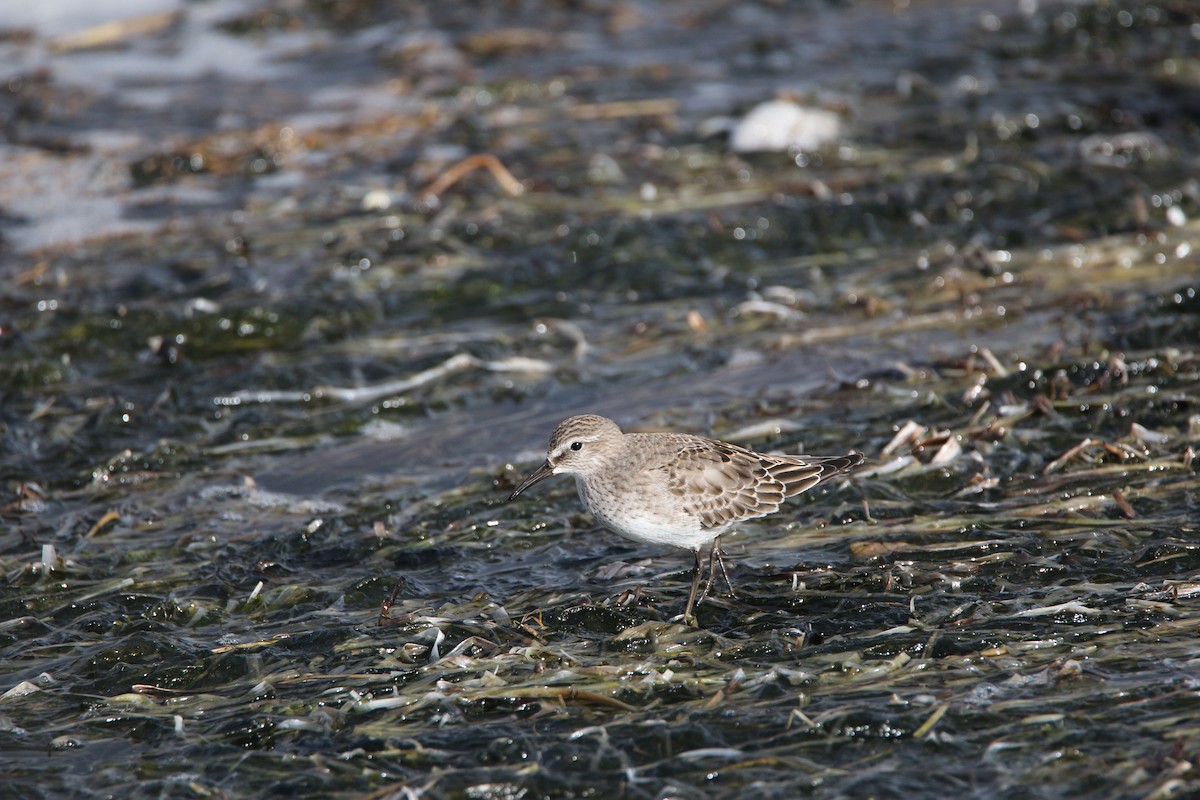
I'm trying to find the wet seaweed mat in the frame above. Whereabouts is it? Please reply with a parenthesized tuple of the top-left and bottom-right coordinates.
(2, 0, 1200, 798)
(3, 329, 1196, 799)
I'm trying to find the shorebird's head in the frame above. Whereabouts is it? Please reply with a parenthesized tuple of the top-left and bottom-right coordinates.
(508, 414, 623, 499)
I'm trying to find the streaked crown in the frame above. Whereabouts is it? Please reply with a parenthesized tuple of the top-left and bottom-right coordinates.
(545, 414, 624, 476)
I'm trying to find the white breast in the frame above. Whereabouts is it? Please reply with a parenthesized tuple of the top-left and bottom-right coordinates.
(575, 476, 728, 552)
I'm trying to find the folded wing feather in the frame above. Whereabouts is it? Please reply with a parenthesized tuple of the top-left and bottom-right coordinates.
(661, 439, 861, 529)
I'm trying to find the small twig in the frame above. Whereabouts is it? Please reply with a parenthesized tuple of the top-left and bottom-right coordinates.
(48, 11, 180, 53)
(1111, 489, 1136, 519)
(1043, 437, 1100, 475)
(84, 509, 121, 538)
(419, 153, 524, 199)
(377, 579, 406, 626)
(914, 703, 949, 738)
(499, 686, 638, 712)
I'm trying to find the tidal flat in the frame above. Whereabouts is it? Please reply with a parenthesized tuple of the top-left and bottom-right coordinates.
(1, 1, 1198, 798)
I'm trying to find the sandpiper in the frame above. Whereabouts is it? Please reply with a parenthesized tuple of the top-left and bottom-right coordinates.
(508, 414, 864, 620)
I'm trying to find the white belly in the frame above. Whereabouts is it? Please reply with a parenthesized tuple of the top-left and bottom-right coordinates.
(576, 477, 727, 552)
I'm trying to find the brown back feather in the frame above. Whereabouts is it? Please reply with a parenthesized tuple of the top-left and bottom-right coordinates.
(661, 439, 863, 529)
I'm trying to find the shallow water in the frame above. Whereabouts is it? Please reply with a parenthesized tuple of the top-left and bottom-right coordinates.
(2, 1, 1199, 798)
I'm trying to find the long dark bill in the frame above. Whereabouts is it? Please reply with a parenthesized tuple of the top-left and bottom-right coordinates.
(508, 460, 555, 501)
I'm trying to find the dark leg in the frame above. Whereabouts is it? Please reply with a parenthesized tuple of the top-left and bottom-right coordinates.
(684, 549, 704, 620)
(700, 536, 738, 602)
(701, 537, 721, 601)
(712, 544, 737, 598)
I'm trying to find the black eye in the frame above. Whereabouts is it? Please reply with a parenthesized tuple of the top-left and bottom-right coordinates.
(570, 441, 583, 451)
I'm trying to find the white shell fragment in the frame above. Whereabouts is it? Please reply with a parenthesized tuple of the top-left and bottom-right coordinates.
(729, 100, 842, 154)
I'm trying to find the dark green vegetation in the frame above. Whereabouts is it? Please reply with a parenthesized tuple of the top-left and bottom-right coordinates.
(1, 1, 1198, 798)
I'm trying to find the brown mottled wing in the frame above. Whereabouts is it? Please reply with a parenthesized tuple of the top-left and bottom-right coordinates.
(661, 438, 863, 529)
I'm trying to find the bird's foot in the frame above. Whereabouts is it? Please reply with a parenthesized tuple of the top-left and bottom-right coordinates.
(671, 610, 698, 627)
